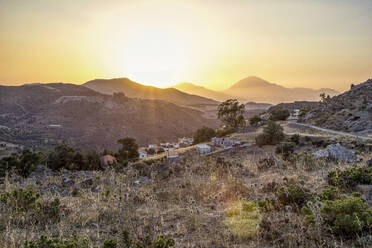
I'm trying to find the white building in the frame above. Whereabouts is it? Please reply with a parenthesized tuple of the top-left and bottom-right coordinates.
(139, 151, 147, 159)
(211, 137, 241, 148)
(287, 109, 300, 120)
(196, 144, 212, 154)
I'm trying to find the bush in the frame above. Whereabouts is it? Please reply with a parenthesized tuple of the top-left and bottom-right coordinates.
(193, 126, 216, 144)
(24, 229, 175, 248)
(276, 184, 310, 207)
(318, 186, 339, 201)
(215, 127, 235, 138)
(116, 137, 139, 163)
(0, 189, 39, 212)
(269, 108, 290, 121)
(255, 121, 285, 146)
(328, 167, 372, 188)
(275, 142, 295, 160)
(0, 149, 42, 178)
(321, 195, 372, 235)
(249, 115, 262, 126)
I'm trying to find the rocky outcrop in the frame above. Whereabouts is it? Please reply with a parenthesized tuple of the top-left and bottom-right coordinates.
(304, 79, 372, 134)
(314, 143, 357, 162)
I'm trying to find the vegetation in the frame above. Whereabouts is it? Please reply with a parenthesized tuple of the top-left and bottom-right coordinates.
(225, 201, 261, 239)
(0, 149, 42, 178)
(255, 121, 285, 146)
(269, 108, 290, 121)
(328, 166, 372, 188)
(193, 126, 216, 144)
(298, 106, 310, 119)
(217, 99, 246, 130)
(116, 137, 139, 163)
(249, 115, 262, 126)
(24, 229, 175, 248)
(275, 142, 295, 160)
(320, 93, 332, 104)
(275, 184, 310, 207)
(215, 126, 235, 138)
(47, 144, 101, 171)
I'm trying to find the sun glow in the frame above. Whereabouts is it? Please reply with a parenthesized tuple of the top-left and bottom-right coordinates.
(112, 28, 190, 88)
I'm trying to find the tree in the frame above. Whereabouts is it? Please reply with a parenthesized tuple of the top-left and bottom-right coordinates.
(217, 99, 246, 130)
(193, 126, 216, 144)
(116, 137, 139, 162)
(147, 148, 156, 155)
(249, 115, 262, 126)
(255, 121, 285, 146)
(269, 108, 290, 121)
(320, 93, 331, 104)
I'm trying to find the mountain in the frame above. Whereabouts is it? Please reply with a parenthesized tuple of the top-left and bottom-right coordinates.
(173, 83, 231, 102)
(0, 83, 218, 150)
(224, 76, 339, 104)
(303, 79, 372, 134)
(83, 78, 218, 107)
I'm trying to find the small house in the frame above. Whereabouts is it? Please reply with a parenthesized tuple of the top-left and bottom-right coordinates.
(196, 144, 212, 154)
(139, 151, 147, 159)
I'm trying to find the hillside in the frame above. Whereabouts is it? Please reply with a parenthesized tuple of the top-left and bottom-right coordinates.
(0, 83, 218, 150)
(303, 79, 372, 134)
(173, 82, 232, 102)
(84, 78, 218, 107)
(224, 76, 339, 104)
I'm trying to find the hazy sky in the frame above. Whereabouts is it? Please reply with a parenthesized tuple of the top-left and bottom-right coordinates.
(1, 0, 371, 91)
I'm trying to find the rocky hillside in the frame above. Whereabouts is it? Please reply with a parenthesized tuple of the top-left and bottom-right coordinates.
(84, 78, 218, 107)
(304, 79, 372, 134)
(0, 83, 218, 150)
(224, 76, 339, 104)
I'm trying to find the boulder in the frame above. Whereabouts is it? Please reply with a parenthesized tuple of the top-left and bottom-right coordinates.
(313, 143, 357, 162)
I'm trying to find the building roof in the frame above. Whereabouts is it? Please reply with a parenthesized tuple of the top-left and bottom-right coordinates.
(196, 144, 211, 149)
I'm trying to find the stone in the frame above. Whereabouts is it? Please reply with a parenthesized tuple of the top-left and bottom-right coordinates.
(314, 143, 357, 162)
(241, 168, 250, 177)
(61, 177, 75, 187)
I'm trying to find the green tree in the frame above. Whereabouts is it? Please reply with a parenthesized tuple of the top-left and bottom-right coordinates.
(269, 108, 290, 121)
(193, 126, 216, 144)
(116, 137, 139, 162)
(255, 121, 285, 146)
(217, 99, 246, 130)
(320, 93, 331, 104)
(249, 115, 262, 126)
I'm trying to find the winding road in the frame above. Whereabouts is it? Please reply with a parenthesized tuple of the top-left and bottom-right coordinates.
(289, 122, 372, 141)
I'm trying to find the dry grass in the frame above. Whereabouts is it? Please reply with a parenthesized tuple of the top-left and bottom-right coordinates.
(0, 140, 370, 247)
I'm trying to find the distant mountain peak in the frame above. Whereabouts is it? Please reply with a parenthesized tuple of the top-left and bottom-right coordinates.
(229, 76, 275, 89)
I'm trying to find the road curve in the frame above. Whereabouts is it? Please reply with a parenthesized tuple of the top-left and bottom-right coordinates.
(290, 122, 372, 141)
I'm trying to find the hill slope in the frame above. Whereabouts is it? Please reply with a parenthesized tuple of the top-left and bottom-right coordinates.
(83, 78, 218, 106)
(0, 83, 218, 150)
(173, 82, 231, 102)
(303, 79, 372, 134)
(224, 76, 339, 104)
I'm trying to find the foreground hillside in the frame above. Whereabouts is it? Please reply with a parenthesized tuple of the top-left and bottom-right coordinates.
(84, 78, 218, 107)
(1, 127, 371, 247)
(0, 83, 217, 150)
(303, 79, 372, 134)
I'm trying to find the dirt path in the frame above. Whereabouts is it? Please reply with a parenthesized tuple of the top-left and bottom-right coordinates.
(290, 122, 372, 141)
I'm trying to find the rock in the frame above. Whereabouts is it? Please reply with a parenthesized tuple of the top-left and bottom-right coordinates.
(152, 163, 171, 180)
(313, 143, 357, 162)
(61, 177, 75, 187)
(43, 182, 64, 195)
(29, 165, 54, 179)
(356, 185, 372, 205)
(91, 185, 100, 192)
(241, 168, 250, 177)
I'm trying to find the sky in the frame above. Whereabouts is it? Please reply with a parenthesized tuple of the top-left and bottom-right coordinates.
(0, 0, 371, 91)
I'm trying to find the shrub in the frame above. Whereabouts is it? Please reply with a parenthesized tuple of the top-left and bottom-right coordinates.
(321, 195, 372, 235)
(289, 152, 316, 170)
(275, 142, 295, 160)
(269, 108, 290, 121)
(225, 201, 261, 239)
(299, 106, 310, 119)
(0, 189, 39, 212)
(0, 149, 42, 178)
(276, 184, 310, 207)
(217, 99, 246, 130)
(249, 115, 262, 126)
(318, 186, 339, 201)
(328, 167, 372, 188)
(193, 126, 216, 144)
(24, 233, 89, 248)
(255, 121, 285, 146)
(215, 127, 235, 138)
